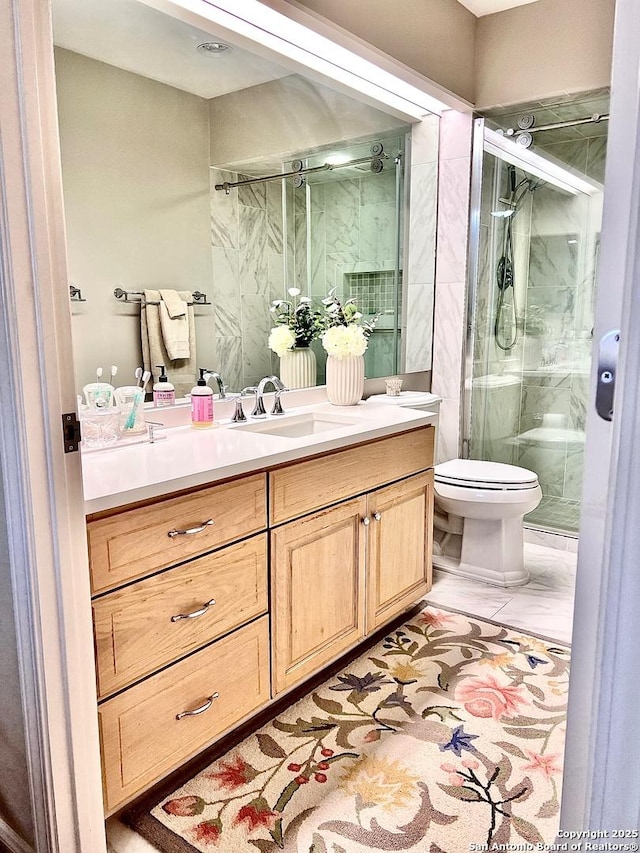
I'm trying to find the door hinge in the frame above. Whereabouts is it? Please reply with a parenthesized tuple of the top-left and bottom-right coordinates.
(62, 412, 81, 453)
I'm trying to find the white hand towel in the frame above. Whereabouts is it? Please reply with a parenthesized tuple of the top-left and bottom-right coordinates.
(159, 288, 186, 319)
(159, 289, 191, 360)
(141, 289, 196, 399)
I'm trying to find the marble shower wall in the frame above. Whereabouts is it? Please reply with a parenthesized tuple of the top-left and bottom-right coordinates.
(210, 169, 285, 389)
(431, 111, 474, 463)
(405, 115, 439, 374)
(302, 143, 405, 383)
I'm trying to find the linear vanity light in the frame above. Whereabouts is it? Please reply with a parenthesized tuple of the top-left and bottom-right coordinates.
(484, 128, 603, 197)
(138, 0, 451, 119)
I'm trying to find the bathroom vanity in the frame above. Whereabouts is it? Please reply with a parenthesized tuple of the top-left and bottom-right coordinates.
(82, 400, 437, 813)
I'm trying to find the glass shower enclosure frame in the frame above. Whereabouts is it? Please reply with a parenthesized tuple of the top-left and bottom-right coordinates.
(463, 119, 604, 534)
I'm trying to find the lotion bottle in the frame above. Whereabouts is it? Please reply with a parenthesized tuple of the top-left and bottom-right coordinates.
(153, 365, 175, 407)
(190, 368, 214, 429)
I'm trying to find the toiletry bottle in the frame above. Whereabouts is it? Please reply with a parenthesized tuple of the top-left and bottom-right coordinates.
(191, 368, 214, 429)
(153, 365, 175, 407)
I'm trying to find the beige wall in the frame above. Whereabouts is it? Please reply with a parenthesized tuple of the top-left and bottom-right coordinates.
(475, 0, 615, 109)
(55, 49, 214, 392)
(291, 0, 476, 103)
(287, 0, 614, 110)
(209, 74, 407, 171)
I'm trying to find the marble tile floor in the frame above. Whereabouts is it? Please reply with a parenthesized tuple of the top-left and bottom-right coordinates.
(106, 539, 577, 853)
(525, 494, 581, 533)
(427, 540, 577, 646)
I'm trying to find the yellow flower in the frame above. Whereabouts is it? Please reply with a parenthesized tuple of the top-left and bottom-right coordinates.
(479, 653, 512, 669)
(390, 662, 424, 683)
(339, 756, 419, 812)
(512, 635, 548, 655)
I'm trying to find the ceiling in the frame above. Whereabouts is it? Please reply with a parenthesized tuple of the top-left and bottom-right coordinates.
(52, 0, 292, 100)
(458, 0, 541, 15)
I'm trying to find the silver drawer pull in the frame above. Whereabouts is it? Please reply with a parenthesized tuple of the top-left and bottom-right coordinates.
(362, 516, 371, 526)
(176, 692, 219, 720)
(372, 512, 382, 521)
(171, 599, 216, 622)
(167, 518, 214, 538)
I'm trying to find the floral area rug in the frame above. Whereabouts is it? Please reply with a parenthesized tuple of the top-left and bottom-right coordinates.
(127, 605, 570, 852)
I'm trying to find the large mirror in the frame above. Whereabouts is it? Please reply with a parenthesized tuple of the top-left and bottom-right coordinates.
(54, 0, 439, 397)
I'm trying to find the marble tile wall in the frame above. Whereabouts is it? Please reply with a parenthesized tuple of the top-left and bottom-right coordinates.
(431, 111, 474, 463)
(405, 115, 439, 373)
(210, 168, 281, 388)
(304, 150, 403, 380)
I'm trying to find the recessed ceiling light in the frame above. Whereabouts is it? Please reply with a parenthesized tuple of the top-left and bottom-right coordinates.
(197, 42, 231, 56)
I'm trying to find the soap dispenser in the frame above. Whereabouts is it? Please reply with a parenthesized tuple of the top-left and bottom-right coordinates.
(153, 365, 175, 407)
(190, 368, 214, 429)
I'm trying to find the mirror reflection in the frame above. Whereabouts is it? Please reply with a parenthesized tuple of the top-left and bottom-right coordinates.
(54, 0, 434, 397)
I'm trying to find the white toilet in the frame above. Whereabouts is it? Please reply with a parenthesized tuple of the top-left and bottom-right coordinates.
(366, 391, 542, 587)
(432, 459, 541, 587)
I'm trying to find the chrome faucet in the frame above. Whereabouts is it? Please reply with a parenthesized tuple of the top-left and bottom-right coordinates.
(251, 376, 287, 418)
(231, 387, 257, 423)
(202, 370, 227, 398)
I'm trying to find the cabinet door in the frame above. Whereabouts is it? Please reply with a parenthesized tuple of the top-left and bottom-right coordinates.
(367, 471, 433, 632)
(271, 497, 367, 694)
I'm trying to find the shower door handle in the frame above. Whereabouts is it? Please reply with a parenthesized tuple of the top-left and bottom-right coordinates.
(595, 330, 620, 422)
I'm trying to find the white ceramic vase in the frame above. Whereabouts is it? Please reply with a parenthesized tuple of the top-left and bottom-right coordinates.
(279, 347, 317, 389)
(325, 354, 365, 406)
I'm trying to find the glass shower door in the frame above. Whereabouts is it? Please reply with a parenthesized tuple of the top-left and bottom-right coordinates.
(467, 129, 603, 534)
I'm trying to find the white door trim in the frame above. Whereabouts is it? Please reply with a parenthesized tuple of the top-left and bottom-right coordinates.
(0, 0, 106, 850)
(561, 0, 640, 828)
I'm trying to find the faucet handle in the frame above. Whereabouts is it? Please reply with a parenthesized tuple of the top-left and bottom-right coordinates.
(271, 386, 288, 415)
(232, 387, 256, 423)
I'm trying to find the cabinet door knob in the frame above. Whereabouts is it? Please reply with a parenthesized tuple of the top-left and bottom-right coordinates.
(362, 516, 371, 526)
(167, 518, 214, 538)
(372, 512, 382, 521)
(171, 599, 216, 622)
(175, 692, 219, 720)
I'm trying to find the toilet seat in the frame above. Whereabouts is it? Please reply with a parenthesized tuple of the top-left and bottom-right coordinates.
(435, 459, 539, 491)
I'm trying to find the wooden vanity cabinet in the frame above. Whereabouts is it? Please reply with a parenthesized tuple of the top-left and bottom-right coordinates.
(366, 470, 433, 631)
(270, 426, 434, 694)
(87, 472, 270, 813)
(271, 497, 368, 694)
(88, 424, 435, 813)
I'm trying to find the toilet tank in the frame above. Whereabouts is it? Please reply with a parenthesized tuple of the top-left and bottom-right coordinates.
(366, 391, 442, 458)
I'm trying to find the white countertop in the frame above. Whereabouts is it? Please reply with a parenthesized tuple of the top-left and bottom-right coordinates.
(82, 400, 438, 515)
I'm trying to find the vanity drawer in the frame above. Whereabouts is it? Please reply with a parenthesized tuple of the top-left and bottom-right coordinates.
(88, 473, 266, 593)
(99, 615, 270, 813)
(93, 534, 268, 698)
(270, 426, 434, 525)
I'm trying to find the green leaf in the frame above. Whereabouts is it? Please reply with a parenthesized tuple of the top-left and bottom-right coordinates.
(494, 741, 528, 760)
(367, 657, 390, 669)
(312, 695, 343, 715)
(256, 733, 287, 759)
(405, 624, 425, 636)
(536, 797, 560, 818)
(503, 727, 550, 739)
(512, 815, 544, 845)
(525, 683, 545, 700)
(438, 783, 483, 802)
(269, 818, 284, 849)
(405, 641, 419, 655)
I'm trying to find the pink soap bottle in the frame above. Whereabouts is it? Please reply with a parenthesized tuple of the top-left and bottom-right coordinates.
(190, 368, 214, 429)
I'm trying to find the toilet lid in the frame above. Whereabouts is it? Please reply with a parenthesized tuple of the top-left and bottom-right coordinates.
(434, 459, 539, 490)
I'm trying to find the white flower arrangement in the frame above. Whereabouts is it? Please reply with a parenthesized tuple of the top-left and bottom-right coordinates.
(321, 324, 368, 359)
(268, 325, 296, 357)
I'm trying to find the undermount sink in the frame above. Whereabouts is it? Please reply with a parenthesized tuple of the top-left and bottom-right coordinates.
(233, 411, 360, 438)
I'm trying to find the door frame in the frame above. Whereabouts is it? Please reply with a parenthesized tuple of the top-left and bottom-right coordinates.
(560, 0, 640, 828)
(0, 1, 106, 850)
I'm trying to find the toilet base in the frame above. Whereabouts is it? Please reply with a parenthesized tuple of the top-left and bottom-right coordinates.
(432, 516, 530, 587)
